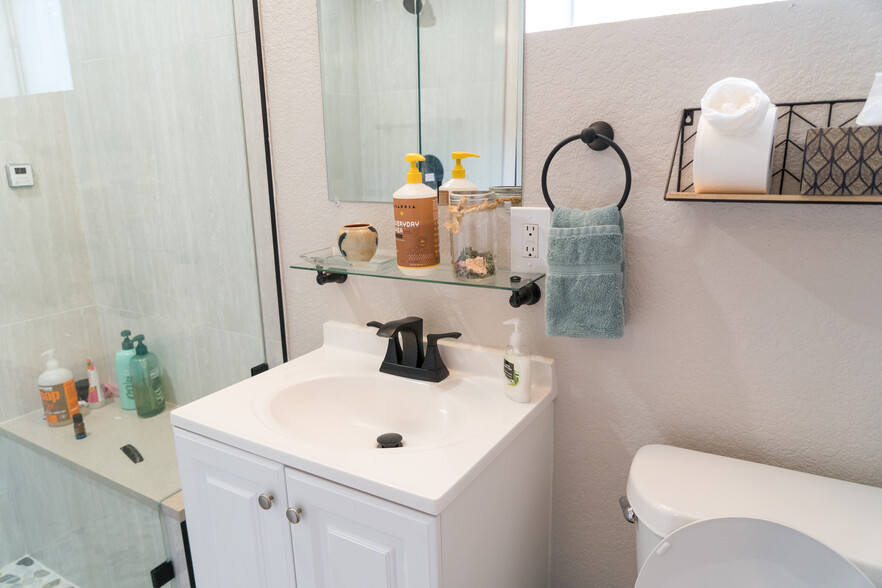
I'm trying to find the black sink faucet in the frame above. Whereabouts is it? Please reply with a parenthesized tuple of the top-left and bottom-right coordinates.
(367, 317, 461, 382)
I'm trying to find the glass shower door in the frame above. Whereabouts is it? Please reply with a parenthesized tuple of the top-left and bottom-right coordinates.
(0, 0, 274, 585)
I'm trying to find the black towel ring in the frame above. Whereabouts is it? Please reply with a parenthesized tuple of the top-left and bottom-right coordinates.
(541, 121, 632, 211)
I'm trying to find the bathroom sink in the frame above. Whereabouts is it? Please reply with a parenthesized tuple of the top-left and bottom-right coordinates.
(264, 374, 476, 450)
(171, 321, 556, 513)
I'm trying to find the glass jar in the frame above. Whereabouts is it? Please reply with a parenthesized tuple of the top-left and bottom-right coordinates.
(490, 186, 522, 210)
(447, 190, 497, 280)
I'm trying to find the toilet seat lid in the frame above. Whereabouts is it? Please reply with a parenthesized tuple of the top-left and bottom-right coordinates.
(635, 517, 873, 588)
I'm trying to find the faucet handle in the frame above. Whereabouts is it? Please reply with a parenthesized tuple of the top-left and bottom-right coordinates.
(422, 332, 461, 382)
(426, 332, 461, 346)
(369, 317, 424, 367)
(367, 321, 402, 364)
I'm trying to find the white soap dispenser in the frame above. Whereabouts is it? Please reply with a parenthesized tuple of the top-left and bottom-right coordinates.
(502, 318, 531, 403)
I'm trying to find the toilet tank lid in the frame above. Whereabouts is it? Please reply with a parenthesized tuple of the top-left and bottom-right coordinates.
(626, 445, 882, 581)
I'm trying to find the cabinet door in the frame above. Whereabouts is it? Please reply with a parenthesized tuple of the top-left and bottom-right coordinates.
(174, 429, 297, 588)
(286, 468, 439, 588)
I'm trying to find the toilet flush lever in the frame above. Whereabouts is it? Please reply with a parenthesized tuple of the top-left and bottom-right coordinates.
(619, 496, 637, 524)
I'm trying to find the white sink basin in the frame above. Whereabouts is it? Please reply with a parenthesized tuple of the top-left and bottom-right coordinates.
(171, 321, 556, 514)
(265, 374, 477, 450)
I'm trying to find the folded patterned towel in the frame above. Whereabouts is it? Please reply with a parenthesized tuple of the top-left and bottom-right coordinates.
(545, 204, 624, 338)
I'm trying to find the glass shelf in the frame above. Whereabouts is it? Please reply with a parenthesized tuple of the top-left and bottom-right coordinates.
(291, 249, 545, 305)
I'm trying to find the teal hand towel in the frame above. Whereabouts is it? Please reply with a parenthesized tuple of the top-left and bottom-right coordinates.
(545, 204, 624, 338)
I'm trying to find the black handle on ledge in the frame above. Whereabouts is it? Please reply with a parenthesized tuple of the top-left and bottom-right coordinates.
(541, 120, 632, 211)
(316, 272, 347, 285)
(509, 283, 542, 308)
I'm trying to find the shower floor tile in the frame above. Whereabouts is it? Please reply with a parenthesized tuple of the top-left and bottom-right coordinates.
(0, 555, 79, 587)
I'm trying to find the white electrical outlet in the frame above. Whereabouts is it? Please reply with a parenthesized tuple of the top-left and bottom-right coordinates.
(510, 207, 551, 273)
(523, 224, 538, 258)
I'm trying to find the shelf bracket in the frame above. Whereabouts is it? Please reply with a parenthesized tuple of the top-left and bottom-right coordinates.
(315, 272, 347, 285)
(509, 283, 541, 308)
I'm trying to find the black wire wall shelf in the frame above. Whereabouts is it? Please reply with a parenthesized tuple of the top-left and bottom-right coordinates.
(664, 98, 882, 204)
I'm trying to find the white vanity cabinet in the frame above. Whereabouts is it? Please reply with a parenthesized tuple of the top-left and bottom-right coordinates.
(171, 321, 556, 588)
(174, 429, 296, 587)
(285, 467, 438, 587)
(175, 429, 439, 588)
(175, 405, 553, 588)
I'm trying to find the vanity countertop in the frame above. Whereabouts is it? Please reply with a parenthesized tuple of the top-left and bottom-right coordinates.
(171, 321, 556, 515)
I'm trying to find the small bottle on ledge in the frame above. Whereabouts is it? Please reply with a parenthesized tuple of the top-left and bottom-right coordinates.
(73, 413, 86, 439)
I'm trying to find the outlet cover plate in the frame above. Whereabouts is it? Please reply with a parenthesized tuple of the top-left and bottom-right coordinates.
(510, 206, 551, 273)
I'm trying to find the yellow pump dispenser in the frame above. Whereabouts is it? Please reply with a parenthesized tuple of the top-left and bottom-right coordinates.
(406, 153, 426, 183)
(393, 153, 440, 276)
(450, 152, 479, 179)
(439, 151, 480, 204)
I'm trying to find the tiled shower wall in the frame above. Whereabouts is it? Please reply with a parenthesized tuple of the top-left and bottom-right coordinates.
(0, 87, 105, 424)
(0, 437, 167, 587)
(61, 0, 266, 406)
(0, 0, 275, 580)
(0, 0, 267, 419)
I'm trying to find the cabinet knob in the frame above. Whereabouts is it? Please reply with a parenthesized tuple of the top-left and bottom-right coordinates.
(286, 507, 302, 524)
(257, 493, 274, 510)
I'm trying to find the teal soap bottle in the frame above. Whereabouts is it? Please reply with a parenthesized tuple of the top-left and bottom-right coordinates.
(129, 335, 165, 418)
(116, 330, 137, 410)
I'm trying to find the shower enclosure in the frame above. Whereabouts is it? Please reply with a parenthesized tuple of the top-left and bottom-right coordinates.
(0, 0, 280, 586)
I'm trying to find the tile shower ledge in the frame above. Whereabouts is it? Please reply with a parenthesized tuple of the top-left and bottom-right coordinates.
(0, 400, 181, 511)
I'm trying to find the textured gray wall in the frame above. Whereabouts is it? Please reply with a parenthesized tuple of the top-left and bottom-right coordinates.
(261, 0, 882, 585)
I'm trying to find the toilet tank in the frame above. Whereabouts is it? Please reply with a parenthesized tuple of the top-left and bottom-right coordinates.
(626, 445, 882, 586)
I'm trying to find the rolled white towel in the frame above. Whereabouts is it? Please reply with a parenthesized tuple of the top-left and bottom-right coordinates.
(694, 77, 777, 194)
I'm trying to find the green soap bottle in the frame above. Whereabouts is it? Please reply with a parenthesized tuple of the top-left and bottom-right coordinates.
(129, 335, 165, 418)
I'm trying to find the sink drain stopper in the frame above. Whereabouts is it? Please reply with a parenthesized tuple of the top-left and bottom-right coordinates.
(377, 432, 403, 448)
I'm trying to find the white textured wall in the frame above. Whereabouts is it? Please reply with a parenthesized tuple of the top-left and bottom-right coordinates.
(261, 0, 882, 585)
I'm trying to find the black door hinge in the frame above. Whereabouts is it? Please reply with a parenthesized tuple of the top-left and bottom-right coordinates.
(150, 560, 175, 587)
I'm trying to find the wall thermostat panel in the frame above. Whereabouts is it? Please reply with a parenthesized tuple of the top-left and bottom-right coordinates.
(6, 164, 34, 188)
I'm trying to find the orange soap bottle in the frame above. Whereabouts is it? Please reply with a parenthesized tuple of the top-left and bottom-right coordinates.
(38, 349, 80, 427)
(393, 153, 440, 276)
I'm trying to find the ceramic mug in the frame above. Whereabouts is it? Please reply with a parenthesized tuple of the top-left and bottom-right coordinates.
(337, 223, 378, 262)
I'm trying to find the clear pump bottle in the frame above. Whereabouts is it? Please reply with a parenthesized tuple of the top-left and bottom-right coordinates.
(502, 318, 531, 403)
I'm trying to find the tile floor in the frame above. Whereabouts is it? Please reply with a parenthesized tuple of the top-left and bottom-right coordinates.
(0, 555, 78, 587)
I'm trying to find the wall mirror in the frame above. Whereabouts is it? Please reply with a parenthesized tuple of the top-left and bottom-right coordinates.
(317, 0, 523, 202)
